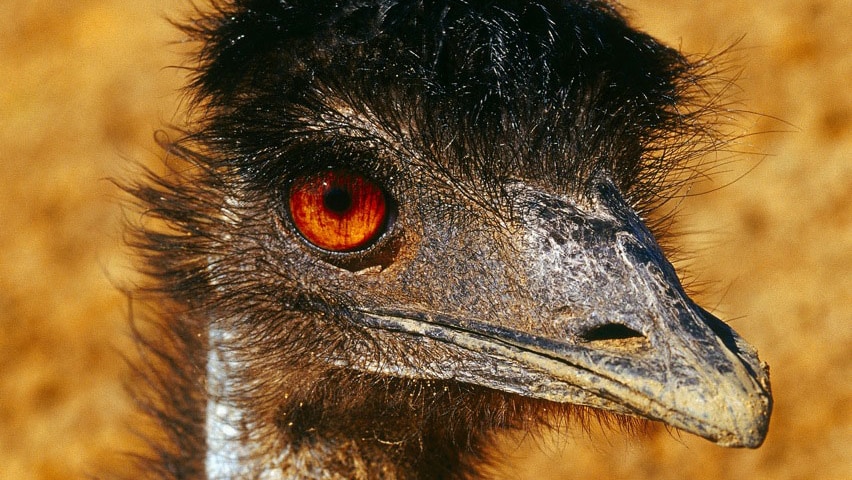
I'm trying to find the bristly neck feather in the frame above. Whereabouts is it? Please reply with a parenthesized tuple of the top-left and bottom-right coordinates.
(201, 317, 515, 479)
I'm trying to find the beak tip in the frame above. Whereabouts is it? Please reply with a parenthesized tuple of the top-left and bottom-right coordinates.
(717, 413, 771, 448)
(725, 405, 772, 449)
(669, 355, 773, 449)
(714, 363, 773, 448)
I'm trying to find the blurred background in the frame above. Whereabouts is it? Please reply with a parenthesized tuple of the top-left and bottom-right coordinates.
(1, 1, 849, 478)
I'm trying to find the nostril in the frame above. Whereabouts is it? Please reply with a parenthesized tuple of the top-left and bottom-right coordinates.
(580, 323, 647, 345)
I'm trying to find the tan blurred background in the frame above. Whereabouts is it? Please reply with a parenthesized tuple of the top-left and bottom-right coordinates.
(1, 1, 849, 479)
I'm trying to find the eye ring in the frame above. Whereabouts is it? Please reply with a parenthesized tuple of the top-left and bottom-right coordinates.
(288, 170, 389, 252)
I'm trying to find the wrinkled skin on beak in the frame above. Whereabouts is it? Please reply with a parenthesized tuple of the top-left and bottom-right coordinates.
(339, 178, 772, 448)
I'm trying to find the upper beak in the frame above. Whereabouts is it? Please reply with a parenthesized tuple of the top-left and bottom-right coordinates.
(354, 180, 772, 447)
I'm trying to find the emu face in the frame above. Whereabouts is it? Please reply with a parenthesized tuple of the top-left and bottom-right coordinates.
(136, 1, 771, 478)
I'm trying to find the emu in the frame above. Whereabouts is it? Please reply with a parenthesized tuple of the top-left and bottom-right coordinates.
(130, 1, 772, 478)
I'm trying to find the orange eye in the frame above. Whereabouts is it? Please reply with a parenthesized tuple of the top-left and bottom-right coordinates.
(288, 170, 388, 252)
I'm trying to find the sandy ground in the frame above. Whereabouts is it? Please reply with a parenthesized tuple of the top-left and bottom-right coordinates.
(1, 1, 849, 479)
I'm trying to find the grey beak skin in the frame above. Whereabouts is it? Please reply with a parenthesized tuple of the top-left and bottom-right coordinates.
(354, 179, 772, 448)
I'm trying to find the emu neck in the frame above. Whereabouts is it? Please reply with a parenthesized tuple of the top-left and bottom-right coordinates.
(204, 327, 473, 479)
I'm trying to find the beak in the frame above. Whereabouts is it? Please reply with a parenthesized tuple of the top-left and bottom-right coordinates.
(355, 180, 772, 448)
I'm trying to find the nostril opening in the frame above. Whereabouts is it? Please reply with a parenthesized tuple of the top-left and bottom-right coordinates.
(580, 323, 645, 343)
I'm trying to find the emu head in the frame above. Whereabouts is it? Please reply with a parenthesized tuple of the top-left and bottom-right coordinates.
(137, 0, 772, 477)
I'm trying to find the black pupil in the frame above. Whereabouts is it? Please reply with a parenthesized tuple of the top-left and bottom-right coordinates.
(323, 187, 352, 214)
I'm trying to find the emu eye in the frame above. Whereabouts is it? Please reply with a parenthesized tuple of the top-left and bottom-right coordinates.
(288, 170, 388, 252)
